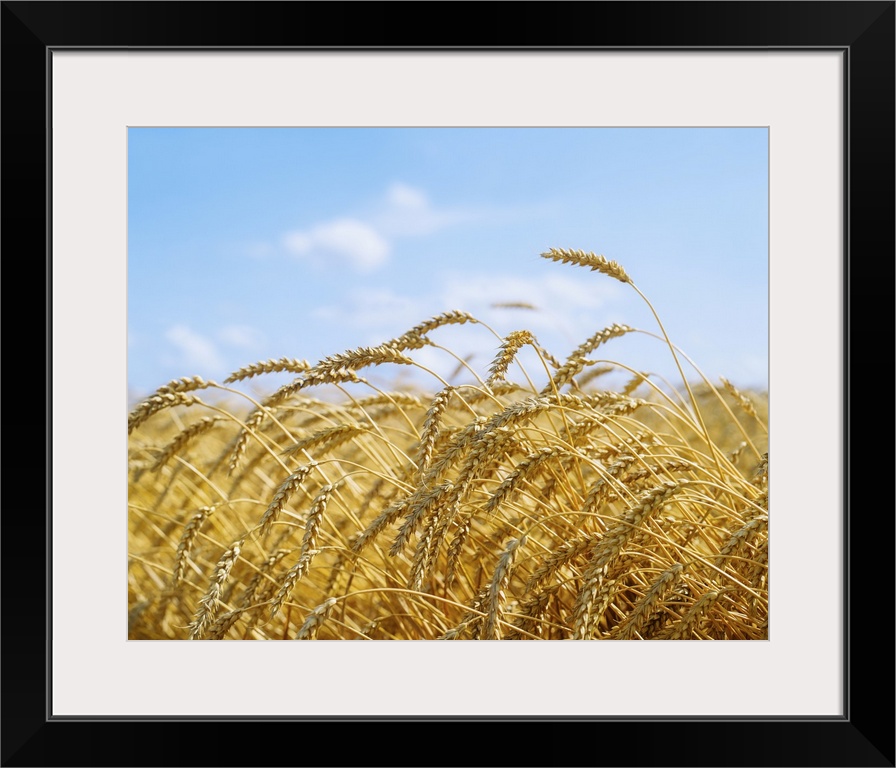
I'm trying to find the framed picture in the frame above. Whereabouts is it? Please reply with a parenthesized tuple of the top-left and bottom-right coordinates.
(6, 1, 892, 765)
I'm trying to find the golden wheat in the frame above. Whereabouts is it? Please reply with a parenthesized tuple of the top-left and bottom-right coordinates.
(128, 247, 768, 641)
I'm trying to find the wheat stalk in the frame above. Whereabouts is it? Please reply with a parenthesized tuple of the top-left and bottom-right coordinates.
(294, 597, 339, 640)
(171, 505, 218, 589)
(485, 445, 570, 515)
(488, 330, 536, 385)
(484, 535, 527, 640)
(572, 576, 619, 640)
(572, 481, 684, 637)
(188, 537, 244, 640)
(541, 248, 631, 284)
(720, 377, 758, 418)
(417, 386, 454, 479)
(612, 563, 686, 640)
(657, 590, 723, 640)
(541, 324, 634, 394)
(279, 423, 371, 459)
(151, 417, 222, 472)
(392, 310, 479, 349)
(268, 483, 339, 618)
(258, 463, 318, 538)
(224, 358, 312, 384)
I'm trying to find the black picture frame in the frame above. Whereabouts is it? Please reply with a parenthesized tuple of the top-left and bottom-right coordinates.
(3, 2, 893, 766)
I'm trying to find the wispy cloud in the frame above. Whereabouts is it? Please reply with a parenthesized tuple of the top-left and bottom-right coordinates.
(439, 272, 621, 328)
(280, 183, 471, 273)
(283, 218, 390, 273)
(373, 182, 472, 237)
(303, 268, 625, 384)
(218, 324, 266, 350)
(310, 287, 429, 338)
(164, 325, 225, 374)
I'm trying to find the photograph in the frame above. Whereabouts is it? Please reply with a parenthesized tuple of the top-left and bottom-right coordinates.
(126, 127, 770, 642)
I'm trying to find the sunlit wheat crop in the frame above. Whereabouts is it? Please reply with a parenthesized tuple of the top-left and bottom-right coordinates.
(128, 249, 768, 640)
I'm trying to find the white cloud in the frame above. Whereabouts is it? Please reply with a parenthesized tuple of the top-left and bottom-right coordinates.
(278, 183, 473, 273)
(283, 218, 390, 272)
(427, 270, 632, 374)
(307, 287, 500, 388)
(387, 182, 428, 211)
(164, 325, 225, 374)
(311, 287, 429, 339)
(218, 325, 265, 349)
(375, 182, 471, 237)
(301, 270, 619, 388)
(307, 269, 622, 362)
(439, 272, 620, 326)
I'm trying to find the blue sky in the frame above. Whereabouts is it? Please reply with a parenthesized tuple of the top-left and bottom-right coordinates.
(128, 127, 768, 401)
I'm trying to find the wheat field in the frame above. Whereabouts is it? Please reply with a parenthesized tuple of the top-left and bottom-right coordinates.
(127, 249, 768, 640)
